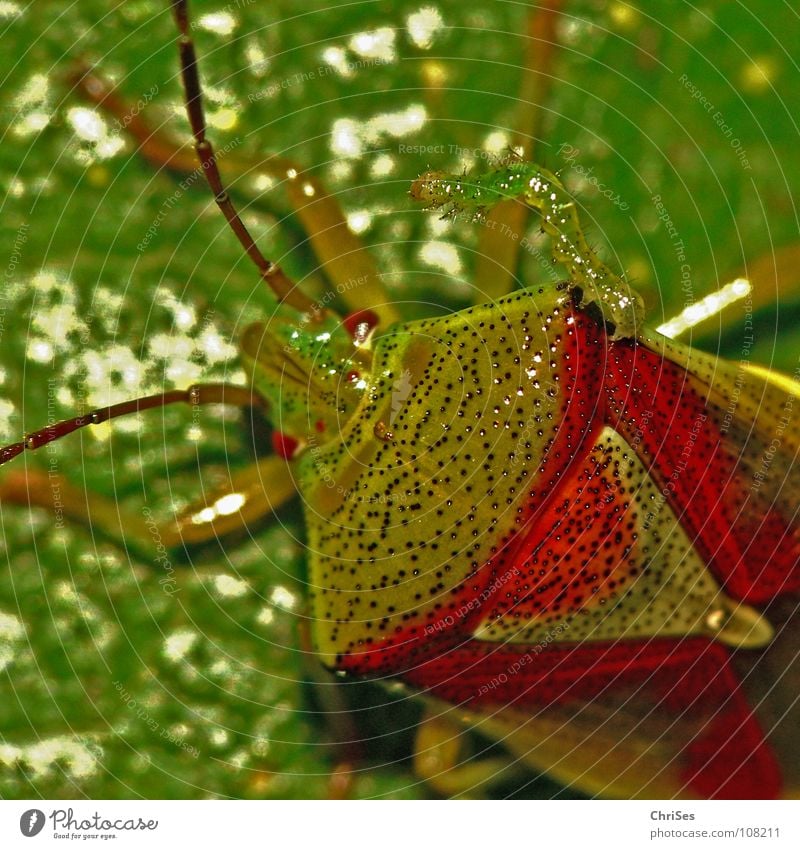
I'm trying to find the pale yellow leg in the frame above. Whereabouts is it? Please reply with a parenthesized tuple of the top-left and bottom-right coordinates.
(472, 1, 564, 303)
(72, 66, 399, 327)
(0, 455, 297, 550)
(413, 708, 525, 797)
(167, 455, 297, 545)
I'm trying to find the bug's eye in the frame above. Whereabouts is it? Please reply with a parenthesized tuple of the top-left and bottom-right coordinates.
(343, 309, 379, 344)
(271, 431, 301, 460)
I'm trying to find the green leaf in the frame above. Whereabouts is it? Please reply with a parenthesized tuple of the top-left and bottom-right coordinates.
(1, 0, 797, 799)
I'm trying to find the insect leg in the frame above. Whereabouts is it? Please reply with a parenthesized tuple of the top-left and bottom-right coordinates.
(656, 241, 800, 341)
(0, 468, 151, 546)
(70, 62, 398, 326)
(166, 454, 297, 545)
(0, 383, 296, 548)
(0, 455, 297, 551)
(413, 706, 527, 797)
(472, 0, 564, 304)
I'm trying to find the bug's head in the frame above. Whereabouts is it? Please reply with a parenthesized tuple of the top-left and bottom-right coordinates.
(240, 308, 379, 457)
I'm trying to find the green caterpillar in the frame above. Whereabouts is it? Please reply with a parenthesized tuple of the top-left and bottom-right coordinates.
(411, 161, 645, 338)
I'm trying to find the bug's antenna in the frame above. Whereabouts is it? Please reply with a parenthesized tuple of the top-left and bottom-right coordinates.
(0, 383, 265, 466)
(170, 0, 317, 315)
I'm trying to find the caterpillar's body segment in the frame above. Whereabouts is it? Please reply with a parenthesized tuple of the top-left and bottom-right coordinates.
(411, 163, 645, 338)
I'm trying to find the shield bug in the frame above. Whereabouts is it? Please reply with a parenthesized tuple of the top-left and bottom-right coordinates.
(1, 0, 799, 800)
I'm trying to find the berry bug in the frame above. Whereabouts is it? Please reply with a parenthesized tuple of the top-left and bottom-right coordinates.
(1, 0, 799, 800)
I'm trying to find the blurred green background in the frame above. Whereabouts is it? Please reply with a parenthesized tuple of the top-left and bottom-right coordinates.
(1, 0, 798, 799)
